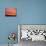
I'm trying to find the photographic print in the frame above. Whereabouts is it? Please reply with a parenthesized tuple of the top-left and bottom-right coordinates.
(5, 8, 16, 16)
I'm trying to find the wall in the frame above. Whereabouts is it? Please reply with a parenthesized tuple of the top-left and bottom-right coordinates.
(0, 0, 46, 44)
